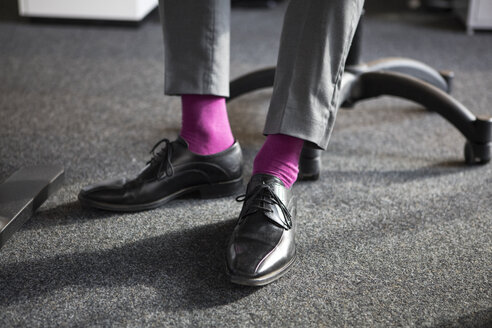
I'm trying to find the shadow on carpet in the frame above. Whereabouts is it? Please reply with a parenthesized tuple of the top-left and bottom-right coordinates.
(0, 208, 258, 310)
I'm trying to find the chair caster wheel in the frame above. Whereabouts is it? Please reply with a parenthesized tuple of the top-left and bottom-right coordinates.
(298, 147, 322, 181)
(464, 141, 491, 165)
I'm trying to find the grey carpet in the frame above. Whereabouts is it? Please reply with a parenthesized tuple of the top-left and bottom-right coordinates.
(1, 0, 491, 326)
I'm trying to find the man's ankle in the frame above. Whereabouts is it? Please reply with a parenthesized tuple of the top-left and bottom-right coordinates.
(180, 94, 234, 155)
(252, 134, 304, 188)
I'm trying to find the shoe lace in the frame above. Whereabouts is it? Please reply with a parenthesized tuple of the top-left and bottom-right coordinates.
(146, 138, 174, 180)
(235, 183, 292, 230)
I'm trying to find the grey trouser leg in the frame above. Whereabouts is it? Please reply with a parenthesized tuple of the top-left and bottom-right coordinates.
(160, 0, 364, 149)
(264, 0, 364, 149)
(159, 0, 230, 97)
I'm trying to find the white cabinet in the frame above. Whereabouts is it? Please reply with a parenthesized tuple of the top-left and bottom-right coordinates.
(454, 0, 492, 34)
(18, 0, 158, 21)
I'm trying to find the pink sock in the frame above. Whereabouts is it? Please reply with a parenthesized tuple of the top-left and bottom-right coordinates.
(252, 134, 304, 188)
(180, 94, 234, 155)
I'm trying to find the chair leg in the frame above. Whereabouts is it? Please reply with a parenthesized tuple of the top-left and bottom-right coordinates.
(354, 71, 492, 164)
(347, 57, 453, 93)
(227, 67, 276, 102)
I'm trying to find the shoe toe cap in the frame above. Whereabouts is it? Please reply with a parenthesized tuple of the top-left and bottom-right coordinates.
(226, 234, 285, 278)
(226, 240, 263, 277)
(227, 227, 295, 280)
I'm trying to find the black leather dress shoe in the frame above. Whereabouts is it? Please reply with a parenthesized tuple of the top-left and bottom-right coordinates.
(226, 174, 297, 286)
(78, 137, 244, 211)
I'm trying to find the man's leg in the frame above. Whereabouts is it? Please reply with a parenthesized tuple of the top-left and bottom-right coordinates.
(160, 0, 234, 155)
(78, 1, 243, 211)
(264, 0, 365, 150)
(253, 0, 365, 189)
(227, 0, 365, 286)
(160, 0, 230, 97)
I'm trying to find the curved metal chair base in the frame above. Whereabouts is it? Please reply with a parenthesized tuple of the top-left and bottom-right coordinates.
(227, 57, 492, 180)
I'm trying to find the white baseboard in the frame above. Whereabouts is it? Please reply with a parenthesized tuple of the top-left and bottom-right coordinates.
(18, 0, 158, 21)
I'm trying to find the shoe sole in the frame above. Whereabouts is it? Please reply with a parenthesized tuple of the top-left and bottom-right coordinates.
(227, 252, 297, 287)
(78, 177, 244, 212)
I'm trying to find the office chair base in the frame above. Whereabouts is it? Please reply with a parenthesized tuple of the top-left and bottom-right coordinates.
(227, 57, 492, 179)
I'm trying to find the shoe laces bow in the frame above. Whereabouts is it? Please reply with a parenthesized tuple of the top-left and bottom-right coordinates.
(146, 138, 174, 180)
(236, 183, 293, 230)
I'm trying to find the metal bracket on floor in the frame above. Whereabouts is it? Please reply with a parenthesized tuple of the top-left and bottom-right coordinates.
(0, 165, 64, 249)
